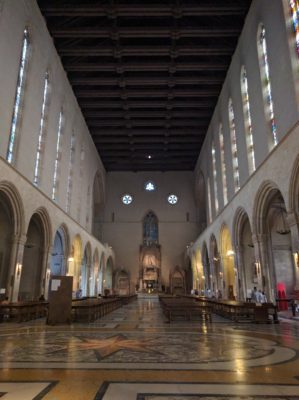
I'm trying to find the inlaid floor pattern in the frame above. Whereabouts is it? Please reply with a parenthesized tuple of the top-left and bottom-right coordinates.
(0, 296, 299, 399)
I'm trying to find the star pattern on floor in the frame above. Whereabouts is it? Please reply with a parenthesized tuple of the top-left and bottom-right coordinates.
(48, 334, 163, 359)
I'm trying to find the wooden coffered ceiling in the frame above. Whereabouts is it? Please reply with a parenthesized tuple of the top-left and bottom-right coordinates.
(37, 0, 252, 171)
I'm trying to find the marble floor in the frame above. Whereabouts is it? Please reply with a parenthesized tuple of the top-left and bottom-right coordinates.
(0, 296, 299, 399)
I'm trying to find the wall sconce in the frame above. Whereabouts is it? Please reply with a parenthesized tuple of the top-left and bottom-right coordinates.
(254, 260, 261, 276)
(202, 275, 205, 280)
(226, 250, 235, 257)
(16, 263, 22, 277)
(219, 271, 223, 277)
(293, 252, 299, 268)
(68, 256, 74, 262)
(46, 268, 51, 280)
(213, 257, 220, 262)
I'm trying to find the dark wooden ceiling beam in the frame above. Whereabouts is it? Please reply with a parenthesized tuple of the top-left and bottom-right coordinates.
(80, 101, 215, 109)
(88, 119, 209, 127)
(70, 76, 224, 86)
(75, 89, 219, 98)
(84, 110, 211, 118)
(65, 62, 229, 72)
(94, 136, 203, 144)
(59, 46, 234, 56)
(41, 5, 249, 18)
(91, 128, 206, 136)
(52, 27, 240, 39)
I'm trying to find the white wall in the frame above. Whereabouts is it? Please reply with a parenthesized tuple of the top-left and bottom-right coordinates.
(0, 0, 106, 230)
(102, 172, 200, 287)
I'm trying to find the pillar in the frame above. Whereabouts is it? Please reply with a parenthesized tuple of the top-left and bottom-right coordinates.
(252, 233, 274, 302)
(8, 234, 27, 302)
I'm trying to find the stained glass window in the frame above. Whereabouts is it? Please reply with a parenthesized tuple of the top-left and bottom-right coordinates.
(241, 66, 256, 174)
(144, 181, 156, 191)
(7, 28, 30, 164)
(228, 99, 240, 192)
(77, 145, 85, 220)
(219, 125, 228, 205)
(143, 211, 158, 245)
(52, 111, 63, 201)
(211, 142, 219, 213)
(34, 72, 50, 186)
(122, 194, 133, 204)
(167, 194, 178, 204)
(290, 0, 299, 56)
(66, 131, 76, 213)
(258, 25, 277, 147)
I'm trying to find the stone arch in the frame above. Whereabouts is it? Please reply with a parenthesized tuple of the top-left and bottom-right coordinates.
(92, 170, 105, 241)
(0, 182, 25, 299)
(289, 153, 299, 216)
(92, 248, 100, 296)
(252, 180, 286, 235)
(195, 170, 207, 232)
(81, 242, 92, 296)
(201, 241, 211, 293)
(253, 181, 294, 301)
(19, 208, 52, 301)
(114, 268, 130, 295)
(232, 207, 255, 301)
(209, 234, 221, 296)
(169, 265, 185, 295)
(69, 234, 83, 293)
(194, 247, 204, 293)
(0, 181, 25, 237)
(50, 223, 70, 276)
(220, 223, 236, 299)
(104, 256, 114, 295)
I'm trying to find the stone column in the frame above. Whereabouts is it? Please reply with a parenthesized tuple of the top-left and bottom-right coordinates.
(235, 245, 246, 301)
(252, 233, 274, 302)
(8, 234, 27, 302)
(41, 246, 52, 299)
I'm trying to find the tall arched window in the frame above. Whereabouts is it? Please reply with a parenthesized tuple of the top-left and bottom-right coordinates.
(207, 177, 212, 224)
(66, 131, 76, 213)
(34, 72, 50, 186)
(258, 24, 278, 148)
(77, 145, 85, 221)
(211, 141, 219, 214)
(7, 28, 30, 164)
(228, 98, 240, 192)
(143, 211, 158, 245)
(290, 0, 299, 56)
(241, 66, 256, 174)
(52, 111, 64, 201)
(219, 125, 228, 205)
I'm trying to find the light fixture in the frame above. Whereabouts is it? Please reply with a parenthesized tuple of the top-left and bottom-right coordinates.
(16, 263, 22, 277)
(147, 155, 152, 159)
(68, 256, 74, 262)
(293, 252, 299, 268)
(226, 250, 235, 257)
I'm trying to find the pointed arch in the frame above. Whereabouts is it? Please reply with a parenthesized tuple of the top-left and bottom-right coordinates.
(143, 210, 159, 245)
(289, 153, 299, 216)
(252, 180, 285, 235)
(0, 181, 25, 236)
